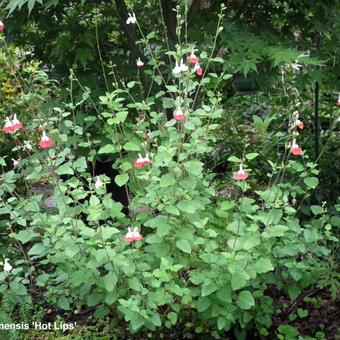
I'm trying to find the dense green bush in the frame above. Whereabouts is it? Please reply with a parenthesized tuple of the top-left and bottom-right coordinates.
(1, 2, 339, 339)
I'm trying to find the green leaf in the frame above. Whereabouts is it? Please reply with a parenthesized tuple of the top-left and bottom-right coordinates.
(103, 272, 118, 292)
(56, 162, 74, 175)
(114, 174, 129, 187)
(157, 223, 171, 237)
(245, 152, 259, 160)
(303, 177, 319, 189)
(231, 269, 250, 290)
(310, 205, 323, 215)
(13, 230, 38, 244)
(252, 258, 274, 274)
(177, 200, 196, 214)
(160, 173, 176, 187)
(201, 282, 218, 297)
(176, 239, 191, 254)
(236, 290, 255, 310)
(196, 297, 211, 312)
(57, 296, 70, 310)
(123, 142, 140, 151)
(183, 161, 204, 176)
(228, 156, 242, 163)
(98, 144, 116, 154)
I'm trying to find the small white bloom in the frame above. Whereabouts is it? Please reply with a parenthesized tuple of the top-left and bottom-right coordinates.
(179, 59, 188, 72)
(94, 176, 102, 189)
(12, 158, 19, 168)
(3, 258, 12, 272)
(126, 12, 137, 24)
(172, 61, 181, 75)
(23, 141, 32, 150)
(136, 57, 144, 67)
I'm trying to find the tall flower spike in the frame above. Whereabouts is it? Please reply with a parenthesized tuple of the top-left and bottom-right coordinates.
(291, 139, 302, 156)
(233, 164, 249, 181)
(126, 13, 137, 24)
(0, 21, 5, 31)
(136, 57, 144, 67)
(187, 51, 200, 64)
(3, 117, 13, 133)
(173, 107, 185, 121)
(39, 131, 53, 149)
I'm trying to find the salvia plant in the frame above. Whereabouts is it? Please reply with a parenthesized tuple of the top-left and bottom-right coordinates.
(0, 4, 339, 339)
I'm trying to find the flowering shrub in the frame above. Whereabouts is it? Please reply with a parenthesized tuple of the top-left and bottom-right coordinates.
(0, 7, 339, 338)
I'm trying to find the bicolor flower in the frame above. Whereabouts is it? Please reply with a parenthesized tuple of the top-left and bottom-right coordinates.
(39, 131, 53, 149)
(3, 117, 13, 133)
(136, 57, 144, 67)
(126, 12, 137, 24)
(124, 227, 143, 242)
(143, 153, 152, 166)
(291, 139, 302, 156)
(12, 114, 23, 131)
(94, 176, 102, 189)
(194, 63, 203, 76)
(337, 94, 340, 105)
(173, 107, 185, 121)
(233, 164, 249, 181)
(0, 21, 5, 31)
(296, 118, 304, 130)
(187, 51, 199, 64)
(133, 154, 145, 168)
(146, 130, 151, 139)
(3, 258, 12, 272)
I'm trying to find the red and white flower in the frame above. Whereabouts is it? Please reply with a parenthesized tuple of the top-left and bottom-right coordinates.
(337, 94, 340, 106)
(0, 21, 5, 31)
(136, 57, 144, 67)
(12, 114, 23, 132)
(143, 153, 152, 166)
(194, 62, 203, 76)
(123, 227, 143, 242)
(126, 12, 136, 24)
(187, 51, 199, 64)
(173, 107, 185, 121)
(291, 139, 302, 156)
(133, 154, 145, 168)
(233, 164, 249, 181)
(146, 130, 151, 139)
(296, 118, 304, 130)
(3, 117, 13, 133)
(39, 131, 53, 149)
